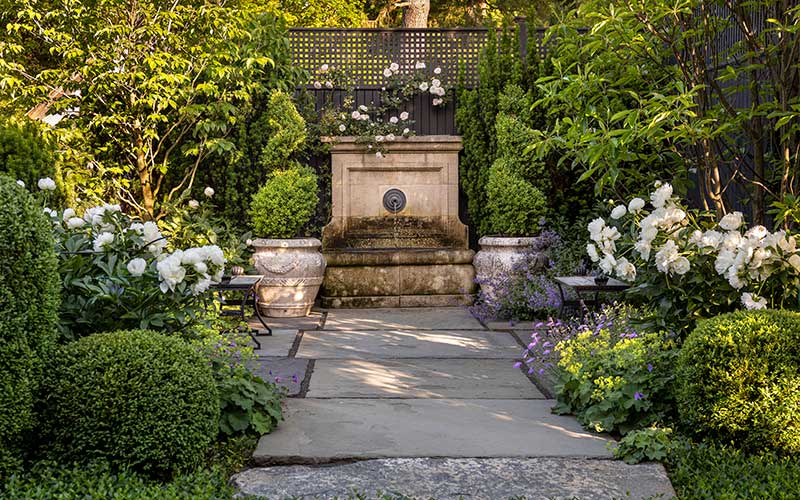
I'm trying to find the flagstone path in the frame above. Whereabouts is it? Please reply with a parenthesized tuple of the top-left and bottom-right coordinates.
(236, 308, 675, 500)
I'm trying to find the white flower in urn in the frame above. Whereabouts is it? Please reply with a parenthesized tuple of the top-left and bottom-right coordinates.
(127, 258, 147, 277)
(188, 199, 200, 209)
(400, 111, 409, 120)
(38, 177, 56, 191)
(204, 186, 214, 198)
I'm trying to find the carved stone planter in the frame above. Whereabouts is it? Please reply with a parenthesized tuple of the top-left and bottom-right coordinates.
(252, 238, 326, 318)
(473, 236, 551, 301)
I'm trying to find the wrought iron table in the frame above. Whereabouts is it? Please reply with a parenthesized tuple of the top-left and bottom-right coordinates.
(555, 276, 630, 317)
(212, 275, 272, 348)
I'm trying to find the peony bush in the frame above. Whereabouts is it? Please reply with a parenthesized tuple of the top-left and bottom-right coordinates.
(586, 182, 800, 330)
(46, 200, 225, 339)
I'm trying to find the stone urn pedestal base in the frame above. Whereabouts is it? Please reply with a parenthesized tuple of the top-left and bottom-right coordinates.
(321, 248, 475, 308)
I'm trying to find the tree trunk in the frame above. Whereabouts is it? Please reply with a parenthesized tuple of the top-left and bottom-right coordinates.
(402, 0, 429, 28)
(135, 133, 155, 219)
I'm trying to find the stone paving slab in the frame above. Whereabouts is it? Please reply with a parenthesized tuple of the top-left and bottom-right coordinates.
(234, 457, 676, 500)
(249, 357, 309, 397)
(253, 399, 612, 464)
(250, 329, 299, 358)
(486, 320, 539, 332)
(248, 311, 324, 332)
(322, 307, 484, 331)
(296, 329, 522, 360)
(308, 359, 543, 399)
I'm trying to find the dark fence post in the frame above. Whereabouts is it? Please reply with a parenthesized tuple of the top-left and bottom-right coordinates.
(515, 16, 528, 66)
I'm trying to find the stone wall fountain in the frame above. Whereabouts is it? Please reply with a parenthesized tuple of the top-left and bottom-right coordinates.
(321, 135, 476, 308)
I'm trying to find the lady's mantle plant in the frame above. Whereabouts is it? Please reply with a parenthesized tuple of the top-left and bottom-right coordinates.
(587, 181, 800, 330)
(314, 61, 451, 157)
(48, 199, 225, 339)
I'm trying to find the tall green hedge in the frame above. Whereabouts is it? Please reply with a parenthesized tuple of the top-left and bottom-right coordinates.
(0, 176, 60, 477)
(0, 119, 56, 190)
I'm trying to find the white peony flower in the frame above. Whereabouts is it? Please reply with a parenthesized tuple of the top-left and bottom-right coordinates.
(741, 292, 767, 310)
(587, 243, 600, 262)
(628, 197, 645, 213)
(431, 78, 441, 88)
(37, 177, 56, 191)
(615, 257, 637, 281)
(361, 114, 370, 121)
(400, 111, 409, 120)
(587, 218, 605, 241)
(719, 211, 743, 231)
(599, 253, 617, 275)
(338, 124, 347, 132)
(16, 179, 25, 187)
(634, 239, 652, 261)
(194, 261, 208, 274)
(715, 248, 737, 274)
(66, 217, 86, 229)
(62, 208, 76, 221)
(203, 186, 214, 198)
(188, 199, 200, 209)
(698, 230, 723, 249)
(204, 245, 225, 267)
(650, 183, 673, 208)
(390, 116, 399, 124)
(351, 111, 361, 120)
(745, 225, 768, 240)
(375, 135, 384, 142)
(672, 256, 690, 275)
(390, 62, 399, 72)
(610, 205, 627, 220)
(127, 258, 147, 277)
(191, 277, 212, 296)
(93, 232, 115, 252)
(654, 240, 680, 274)
(415, 61, 426, 69)
(157, 251, 186, 292)
(419, 82, 429, 91)
(383, 68, 393, 77)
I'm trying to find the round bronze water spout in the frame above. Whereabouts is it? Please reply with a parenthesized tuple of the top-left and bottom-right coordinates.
(383, 188, 407, 213)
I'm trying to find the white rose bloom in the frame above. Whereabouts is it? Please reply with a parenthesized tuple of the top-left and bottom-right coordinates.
(689, 230, 703, 246)
(390, 62, 399, 72)
(699, 230, 723, 249)
(375, 135, 384, 142)
(640, 224, 658, 243)
(719, 211, 743, 231)
(587, 243, 600, 262)
(432, 98, 442, 106)
(338, 124, 347, 132)
(203, 186, 215, 198)
(715, 249, 737, 274)
(403, 128, 411, 135)
(188, 199, 200, 209)
(16, 179, 24, 187)
(415, 61, 426, 69)
(246, 239, 253, 246)
(93, 232, 115, 252)
(610, 205, 627, 220)
(419, 82, 429, 91)
(383, 68, 393, 77)
(672, 256, 690, 275)
(431, 78, 441, 88)
(662, 207, 687, 227)
(62, 208, 76, 221)
(37, 177, 56, 191)
(157, 252, 186, 292)
(204, 245, 225, 266)
(127, 258, 147, 277)
(361, 114, 370, 121)
(325, 81, 333, 89)
(400, 111, 409, 120)
(599, 254, 617, 275)
(615, 257, 637, 281)
(181, 247, 203, 265)
(320, 63, 329, 71)
(67, 217, 86, 229)
(741, 292, 767, 310)
(628, 197, 645, 213)
(359, 105, 368, 112)
(434, 67, 442, 74)
(386, 133, 396, 141)
(351, 111, 361, 120)
(375, 151, 384, 159)
(650, 183, 673, 208)
(313, 81, 321, 89)
(142, 221, 166, 255)
(390, 116, 399, 124)
(721, 231, 743, 251)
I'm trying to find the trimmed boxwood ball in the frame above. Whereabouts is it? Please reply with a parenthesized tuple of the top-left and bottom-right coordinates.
(41, 329, 220, 478)
(249, 165, 318, 238)
(677, 310, 800, 454)
(0, 175, 59, 476)
(485, 159, 548, 237)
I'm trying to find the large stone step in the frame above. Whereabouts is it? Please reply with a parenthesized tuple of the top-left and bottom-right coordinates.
(253, 399, 613, 465)
(234, 457, 676, 500)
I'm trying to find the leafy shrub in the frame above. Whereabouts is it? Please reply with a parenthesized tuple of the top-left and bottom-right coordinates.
(612, 426, 685, 464)
(0, 119, 56, 192)
(553, 317, 679, 434)
(1, 463, 236, 500)
(258, 90, 307, 172)
(668, 443, 800, 500)
(676, 310, 800, 454)
(0, 176, 59, 477)
(40, 330, 220, 478)
(250, 165, 318, 238)
(485, 159, 547, 236)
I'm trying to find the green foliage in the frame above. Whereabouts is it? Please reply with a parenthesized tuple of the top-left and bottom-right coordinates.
(485, 159, 547, 236)
(676, 310, 800, 455)
(612, 426, 685, 464)
(0, 463, 237, 500)
(554, 316, 679, 434)
(668, 443, 800, 500)
(0, 176, 59, 477)
(250, 166, 319, 238)
(41, 330, 220, 478)
(258, 90, 308, 172)
(0, 119, 56, 192)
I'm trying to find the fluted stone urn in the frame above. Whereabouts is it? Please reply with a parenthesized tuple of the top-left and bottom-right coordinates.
(473, 236, 551, 302)
(252, 238, 327, 317)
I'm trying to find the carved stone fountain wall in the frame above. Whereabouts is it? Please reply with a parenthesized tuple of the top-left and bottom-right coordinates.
(321, 135, 475, 308)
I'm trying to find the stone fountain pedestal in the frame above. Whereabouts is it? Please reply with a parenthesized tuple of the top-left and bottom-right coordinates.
(321, 136, 476, 308)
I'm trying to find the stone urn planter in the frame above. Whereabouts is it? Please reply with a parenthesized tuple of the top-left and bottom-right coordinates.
(251, 238, 327, 318)
(473, 236, 551, 301)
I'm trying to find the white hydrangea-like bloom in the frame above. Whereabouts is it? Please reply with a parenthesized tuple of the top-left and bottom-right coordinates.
(38, 177, 56, 191)
(719, 211, 743, 231)
(628, 197, 645, 213)
(157, 251, 186, 292)
(67, 217, 86, 229)
(400, 111, 409, 120)
(127, 258, 147, 277)
(610, 205, 627, 220)
(93, 232, 115, 252)
(650, 183, 673, 208)
(741, 292, 767, 310)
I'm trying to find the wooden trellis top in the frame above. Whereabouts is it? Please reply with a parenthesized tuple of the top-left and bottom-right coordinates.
(288, 27, 543, 88)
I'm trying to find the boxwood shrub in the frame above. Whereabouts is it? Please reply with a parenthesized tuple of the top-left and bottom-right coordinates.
(249, 165, 318, 238)
(0, 176, 59, 476)
(677, 310, 800, 454)
(485, 159, 547, 237)
(41, 330, 220, 478)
